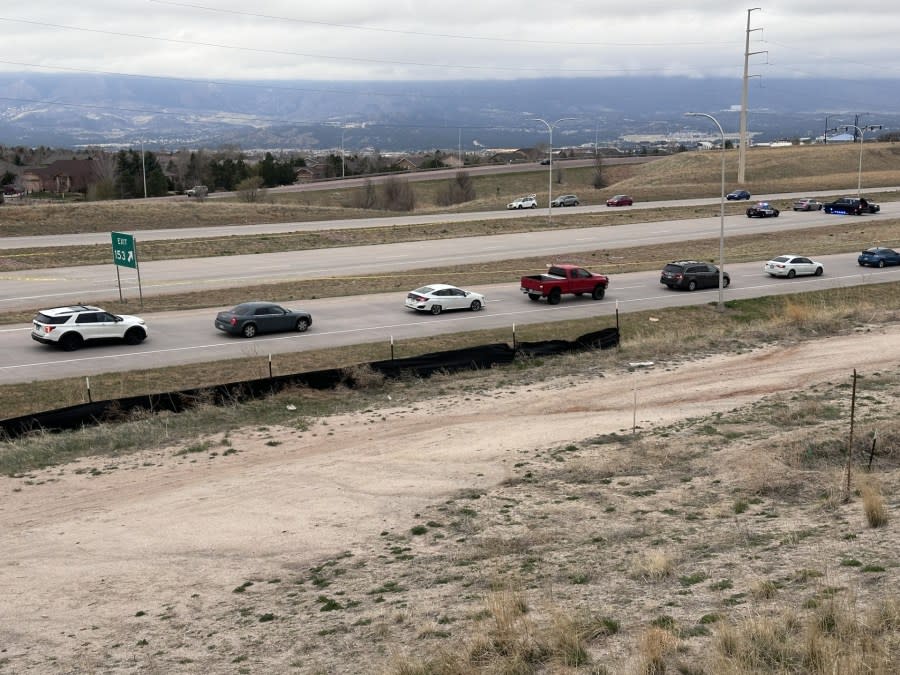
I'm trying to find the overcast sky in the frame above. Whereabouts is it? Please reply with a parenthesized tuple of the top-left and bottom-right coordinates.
(1, 2, 898, 82)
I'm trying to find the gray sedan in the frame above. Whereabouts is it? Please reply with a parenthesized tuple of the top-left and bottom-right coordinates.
(215, 302, 312, 338)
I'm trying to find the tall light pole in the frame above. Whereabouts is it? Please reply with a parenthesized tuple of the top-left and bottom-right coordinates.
(738, 7, 763, 184)
(531, 117, 575, 224)
(139, 140, 148, 198)
(340, 127, 346, 179)
(685, 112, 726, 312)
(823, 115, 842, 145)
(843, 123, 883, 197)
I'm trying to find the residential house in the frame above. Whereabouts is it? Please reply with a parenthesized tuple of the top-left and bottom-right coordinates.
(22, 159, 101, 194)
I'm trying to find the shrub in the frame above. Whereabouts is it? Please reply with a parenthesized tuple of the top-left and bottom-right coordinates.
(235, 176, 265, 203)
(380, 176, 415, 211)
(861, 483, 888, 528)
(435, 171, 476, 206)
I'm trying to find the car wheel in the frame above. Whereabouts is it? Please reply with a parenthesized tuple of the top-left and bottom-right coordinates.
(528, 293, 541, 302)
(530, 204, 536, 209)
(687, 280, 697, 291)
(547, 288, 562, 305)
(430, 304, 443, 315)
(787, 269, 796, 278)
(591, 285, 606, 300)
(242, 323, 257, 338)
(814, 267, 823, 276)
(878, 260, 885, 268)
(123, 327, 146, 345)
(573, 201, 579, 206)
(723, 277, 731, 288)
(469, 300, 482, 311)
(59, 332, 83, 352)
(296, 318, 310, 332)
(773, 210, 779, 217)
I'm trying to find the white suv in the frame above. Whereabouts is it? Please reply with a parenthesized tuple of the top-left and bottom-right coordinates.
(31, 305, 148, 351)
(506, 194, 538, 209)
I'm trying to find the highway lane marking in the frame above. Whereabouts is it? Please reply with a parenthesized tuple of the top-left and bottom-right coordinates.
(4, 270, 898, 374)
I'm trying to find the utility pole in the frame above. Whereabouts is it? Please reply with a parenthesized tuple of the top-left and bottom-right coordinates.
(738, 8, 765, 184)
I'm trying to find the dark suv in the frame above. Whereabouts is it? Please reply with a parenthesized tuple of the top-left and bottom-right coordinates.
(823, 197, 879, 215)
(660, 261, 730, 291)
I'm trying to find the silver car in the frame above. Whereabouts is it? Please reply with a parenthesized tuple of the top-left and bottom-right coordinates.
(551, 194, 579, 207)
(793, 198, 823, 211)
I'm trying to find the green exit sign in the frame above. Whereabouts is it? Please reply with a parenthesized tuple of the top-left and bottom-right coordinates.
(111, 231, 137, 269)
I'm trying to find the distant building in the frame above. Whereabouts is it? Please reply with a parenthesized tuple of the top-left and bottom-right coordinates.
(22, 158, 101, 194)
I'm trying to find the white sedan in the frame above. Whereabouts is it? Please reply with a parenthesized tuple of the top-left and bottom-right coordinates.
(405, 284, 486, 315)
(764, 255, 824, 278)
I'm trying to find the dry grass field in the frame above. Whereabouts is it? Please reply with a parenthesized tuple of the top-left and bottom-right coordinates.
(1, 143, 898, 239)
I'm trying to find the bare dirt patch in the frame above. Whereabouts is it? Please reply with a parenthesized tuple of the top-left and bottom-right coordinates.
(1, 326, 898, 673)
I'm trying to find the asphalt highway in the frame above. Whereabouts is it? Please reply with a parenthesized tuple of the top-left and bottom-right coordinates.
(2, 253, 898, 385)
(1, 201, 898, 312)
(1, 187, 897, 249)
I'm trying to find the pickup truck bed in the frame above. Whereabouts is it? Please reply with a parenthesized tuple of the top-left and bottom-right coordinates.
(520, 264, 609, 305)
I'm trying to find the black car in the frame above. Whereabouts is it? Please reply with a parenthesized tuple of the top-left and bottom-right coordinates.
(726, 190, 751, 201)
(660, 261, 730, 291)
(823, 197, 879, 215)
(858, 247, 900, 268)
(215, 302, 312, 338)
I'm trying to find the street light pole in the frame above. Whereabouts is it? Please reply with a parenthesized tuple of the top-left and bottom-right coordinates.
(824, 115, 842, 145)
(340, 128, 346, 179)
(685, 112, 726, 312)
(139, 140, 148, 199)
(843, 123, 883, 197)
(531, 117, 575, 225)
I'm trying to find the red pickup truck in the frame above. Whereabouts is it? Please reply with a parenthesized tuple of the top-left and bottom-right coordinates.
(520, 264, 609, 304)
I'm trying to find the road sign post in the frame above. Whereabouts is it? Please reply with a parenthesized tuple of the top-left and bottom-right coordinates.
(111, 231, 143, 307)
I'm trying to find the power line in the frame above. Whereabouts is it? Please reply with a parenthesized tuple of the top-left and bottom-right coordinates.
(149, 0, 738, 48)
(0, 16, 738, 76)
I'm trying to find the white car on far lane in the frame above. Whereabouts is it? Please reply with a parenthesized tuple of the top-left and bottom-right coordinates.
(405, 284, 486, 315)
(507, 194, 537, 209)
(764, 255, 824, 278)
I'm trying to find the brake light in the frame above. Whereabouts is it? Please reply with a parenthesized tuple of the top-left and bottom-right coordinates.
(230, 317, 238, 326)
(43, 326, 55, 334)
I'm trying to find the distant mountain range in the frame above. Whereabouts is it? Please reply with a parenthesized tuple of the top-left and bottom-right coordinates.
(1, 73, 898, 151)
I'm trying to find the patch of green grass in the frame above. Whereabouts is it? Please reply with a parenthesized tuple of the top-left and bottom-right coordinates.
(315, 596, 343, 612)
(679, 572, 708, 587)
